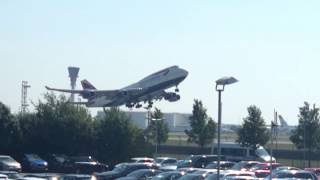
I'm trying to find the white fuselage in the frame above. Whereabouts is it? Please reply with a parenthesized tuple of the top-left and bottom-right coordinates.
(87, 66, 188, 107)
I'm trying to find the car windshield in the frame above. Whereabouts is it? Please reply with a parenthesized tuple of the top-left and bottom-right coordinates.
(250, 164, 265, 170)
(26, 154, 41, 160)
(206, 163, 218, 169)
(179, 174, 204, 180)
(127, 170, 150, 178)
(59, 176, 91, 180)
(232, 162, 245, 170)
(113, 164, 127, 173)
(294, 172, 313, 179)
(155, 159, 164, 163)
(1, 172, 21, 179)
(0, 156, 15, 162)
(71, 156, 96, 162)
(152, 172, 176, 180)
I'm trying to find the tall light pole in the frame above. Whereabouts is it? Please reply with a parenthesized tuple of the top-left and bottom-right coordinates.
(215, 76, 238, 178)
(152, 117, 163, 157)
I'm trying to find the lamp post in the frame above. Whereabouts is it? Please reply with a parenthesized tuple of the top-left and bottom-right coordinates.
(215, 76, 238, 178)
(152, 117, 163, 157)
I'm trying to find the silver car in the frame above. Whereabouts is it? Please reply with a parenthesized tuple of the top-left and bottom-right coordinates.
(0, 156, 21, 172)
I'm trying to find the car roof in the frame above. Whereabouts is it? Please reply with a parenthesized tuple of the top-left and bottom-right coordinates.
(0, 174, 8, 178)
(0, 155, 10, 158)
(156, 157, 176, 160)
(61, 174, 92, 177)
(131, 157, 154, 160)
(0, 171, 19, 174)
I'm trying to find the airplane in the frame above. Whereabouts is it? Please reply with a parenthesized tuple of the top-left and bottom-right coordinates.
(45, 65, 188, 109)
(276, 114, 296, 134)
(266, 114, 296, 135)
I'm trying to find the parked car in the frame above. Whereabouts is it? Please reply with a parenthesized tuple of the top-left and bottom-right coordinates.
(58, 174, 96, 180)
(17, 177, 46, 180)
(267, 169, 317, 180)
(231, 161, 260, 171)
(304, 167, 320, 176)
(151, 171, 185, 180)
(155, 157, 177, 168)
(129, 158, 155, 164)
(0, 174, 8, 180)
(253, 169, 270, 178)
(42, 154, 69, 173)
(116, 169, 162, 180)
(204, 170, 256, 180)
(18, 154, 48, 172)
(24, 173, 60, 180)
(205, 161, 235, 170)
(249, 162, 282, 171)
(65, 156, 109, 174)
(0, 155, 21, 172)
(178, 173, 207, 180)
(95, 163, 157, 180)
(178, 155, 226, 168)
(0, 171, 22, 179)
(115, 158, 155, 169)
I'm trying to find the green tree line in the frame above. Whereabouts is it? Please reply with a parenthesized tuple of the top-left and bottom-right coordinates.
(2, 92, 318, 168)
(0, 93, 153, 166)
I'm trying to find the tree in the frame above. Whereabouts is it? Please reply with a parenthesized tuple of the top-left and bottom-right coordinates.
(18, 93, 94, 155)
(145, 108, 169, 147)
(94, 107, 152, 166)
(0, 102, 19, 153)
(236, 105, 269, 149)
(290, 102, 320, 167)
(185, 99, 216, 149)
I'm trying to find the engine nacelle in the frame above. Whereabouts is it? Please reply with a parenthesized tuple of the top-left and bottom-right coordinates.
(81, 91, 95, 99)
(164, 93, 180, 102)
(125, 102, 135, 108)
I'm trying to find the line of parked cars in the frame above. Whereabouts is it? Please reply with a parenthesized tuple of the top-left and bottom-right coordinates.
(1, 154, 320, 180)
(0, 154, 108, 174)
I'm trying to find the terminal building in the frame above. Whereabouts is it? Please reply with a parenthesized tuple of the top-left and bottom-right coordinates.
(96, 111, 191, 132)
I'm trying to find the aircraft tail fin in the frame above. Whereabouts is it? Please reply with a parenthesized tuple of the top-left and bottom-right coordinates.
(81, 79, 97, 90)
(278, 115, 288, 127)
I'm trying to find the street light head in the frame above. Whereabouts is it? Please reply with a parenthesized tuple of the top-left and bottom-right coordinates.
(216, 76, 238, 91)
(216, 76, 238, 85)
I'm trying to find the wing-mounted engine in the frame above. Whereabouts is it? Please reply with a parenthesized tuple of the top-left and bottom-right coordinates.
(80, 90, 96, 99)
(164, 92, 180, 102)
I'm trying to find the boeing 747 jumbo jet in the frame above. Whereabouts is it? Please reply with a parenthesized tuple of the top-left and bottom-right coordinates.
(46, 66, 188, 108)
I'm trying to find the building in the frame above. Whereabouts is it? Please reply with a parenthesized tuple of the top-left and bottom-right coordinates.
(96, 110, 191, 132)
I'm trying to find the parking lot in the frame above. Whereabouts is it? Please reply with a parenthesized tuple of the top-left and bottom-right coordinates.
(1, 154, 320, 180)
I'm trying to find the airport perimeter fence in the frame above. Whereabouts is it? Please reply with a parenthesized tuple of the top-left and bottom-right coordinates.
(157, 145, 320, 161)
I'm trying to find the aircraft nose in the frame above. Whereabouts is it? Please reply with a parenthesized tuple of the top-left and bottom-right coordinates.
(181, 69, 189, 77)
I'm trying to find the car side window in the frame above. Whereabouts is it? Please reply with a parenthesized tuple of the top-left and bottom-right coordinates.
(165, 159, 177, 164)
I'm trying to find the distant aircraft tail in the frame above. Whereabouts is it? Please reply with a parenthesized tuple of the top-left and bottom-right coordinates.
(81, 79, 96, 90)
(278, 115, 289, 127)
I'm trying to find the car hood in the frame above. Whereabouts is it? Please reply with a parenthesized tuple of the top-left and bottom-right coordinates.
(75, 162, 98, 165)
(96, 171, 120, 178)
(2, 161, 21, 167)
(115, 177, 136, 180)
(30, 159, 47, 165)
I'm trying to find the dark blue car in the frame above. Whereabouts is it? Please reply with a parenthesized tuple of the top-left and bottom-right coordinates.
(20, 154, 48, 172)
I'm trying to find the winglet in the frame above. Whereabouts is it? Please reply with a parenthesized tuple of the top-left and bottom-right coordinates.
(45, 86, 52, 90)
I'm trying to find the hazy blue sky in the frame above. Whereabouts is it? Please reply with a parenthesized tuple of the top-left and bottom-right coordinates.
(1, 0, 320, 125)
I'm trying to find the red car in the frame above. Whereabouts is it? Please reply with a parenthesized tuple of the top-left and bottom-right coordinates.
(249, 162, 282, 171)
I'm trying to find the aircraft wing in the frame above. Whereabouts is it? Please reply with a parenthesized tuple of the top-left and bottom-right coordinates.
(45, 86, 85, 94)
(94, 88, 143, 97)
(46, 86, 143, 98)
